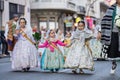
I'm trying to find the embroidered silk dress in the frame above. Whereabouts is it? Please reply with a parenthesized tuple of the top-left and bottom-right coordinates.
(89, 25, 102, 58)
(39, 39, 66, 70)
(64, 37, 72, 58)
(64, 29, 94, 70)
(11, 28, 38, 70)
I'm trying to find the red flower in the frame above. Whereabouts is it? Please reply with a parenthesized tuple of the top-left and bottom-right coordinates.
(32, 29, 37, 32)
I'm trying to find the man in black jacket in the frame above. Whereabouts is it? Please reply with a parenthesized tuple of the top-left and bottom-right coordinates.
(0, 31, 9, 57)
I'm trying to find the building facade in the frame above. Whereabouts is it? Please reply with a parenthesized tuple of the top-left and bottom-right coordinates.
(0, 0, 4, 30)
(1, 0, 30, 31)
(30, 0, 86, 31)
(86, 0, 116, 20)
(84, 0, 111, 26)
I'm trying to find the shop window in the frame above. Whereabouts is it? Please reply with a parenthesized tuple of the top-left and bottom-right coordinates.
(39, 17, 47, 29)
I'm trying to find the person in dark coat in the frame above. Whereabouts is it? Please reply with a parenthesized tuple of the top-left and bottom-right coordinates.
(101, 0, 120, 74)
(0, 31, 9, 56)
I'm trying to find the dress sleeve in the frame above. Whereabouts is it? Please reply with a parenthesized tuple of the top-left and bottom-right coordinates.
(38, 40, 48, 48)
(57, 40, 66, 46)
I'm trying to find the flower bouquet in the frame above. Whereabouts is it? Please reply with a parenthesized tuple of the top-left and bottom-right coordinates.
(32, 26, 41, 48)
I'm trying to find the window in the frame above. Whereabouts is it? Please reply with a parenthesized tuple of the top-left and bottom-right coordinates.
(9, 3, 25, 19)
(18, 5, 24, 16)
(39, 17, 47, 29)
(9, 3, 17, 19)
(67, 2, 75, 10)
(0, 0, 4, 11)
(77, 6, 85, 14)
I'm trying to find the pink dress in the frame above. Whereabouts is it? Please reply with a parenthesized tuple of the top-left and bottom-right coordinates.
(39, 40, 66, 70)
(39, 40, 66, 52)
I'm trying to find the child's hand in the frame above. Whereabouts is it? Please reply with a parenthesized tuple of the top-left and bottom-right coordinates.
(97, 32, 101, 40)
(15, 29, 20, 35)
(64, 56, 66, 61)
(39, 52, 42, 57)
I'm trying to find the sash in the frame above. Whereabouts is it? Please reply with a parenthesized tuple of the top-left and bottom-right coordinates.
(20, 29, 35, 45)
(49, 42, 62, 54)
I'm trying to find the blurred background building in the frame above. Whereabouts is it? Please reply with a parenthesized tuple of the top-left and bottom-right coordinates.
(0, 0, 30, 31)
(30, 0, 86, 31)
(0, 0, 4, 30)
(84, 0, 116, 29)
(0, 0, 116, 31)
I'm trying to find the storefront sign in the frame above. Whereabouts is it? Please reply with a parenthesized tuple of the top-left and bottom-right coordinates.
(66, 22, 73, 27)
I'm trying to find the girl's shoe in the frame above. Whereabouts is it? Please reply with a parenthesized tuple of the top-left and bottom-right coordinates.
(26, 67, 30, 71)
(50, 69, 54, 73)
(110, 69, 115, 74)
(110, 63, 117, 74)
(72, 70, 77, 74)
(112, 63, 117, 70)
(55, 69, 59, 72)
(22, 68, 27, 72)
(79, 69, 84, 74)
(90, 67, 95, 71)
(79, 71, 84, 74)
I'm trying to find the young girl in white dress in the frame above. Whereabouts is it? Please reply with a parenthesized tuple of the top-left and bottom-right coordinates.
(89, 23, 102, 59)
(39, 29, 66, 72)
(64, 31, 72, 60)
(64, 21, 94, 74)
(12, 18, 38, 72)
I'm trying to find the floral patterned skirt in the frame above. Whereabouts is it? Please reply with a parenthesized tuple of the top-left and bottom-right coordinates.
(12, 40, 38, 70)
(40, 48, 64, 70)
(64, 40, 94, 70)
(89, 39, 102, 58)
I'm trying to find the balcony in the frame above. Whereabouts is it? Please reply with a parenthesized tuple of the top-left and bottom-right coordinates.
(30, 0, 76, 12)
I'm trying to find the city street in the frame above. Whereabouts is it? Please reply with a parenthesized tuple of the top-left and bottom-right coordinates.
(0, 58, 120, 80)
(0, 0, 119, 80)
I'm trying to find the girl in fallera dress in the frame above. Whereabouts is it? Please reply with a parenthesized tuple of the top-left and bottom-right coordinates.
(39, 29, 66, 72)
(38, 28, 47, 57)
(57, 30, 65, 55)
(64, 21, 94, 74)
(11, 18, 38, 72)
(64, 31, 72, 60)
(89, 23, 102, 59)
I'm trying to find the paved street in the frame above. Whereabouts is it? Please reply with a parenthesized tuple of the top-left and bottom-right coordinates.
(0, 58, 120, 80)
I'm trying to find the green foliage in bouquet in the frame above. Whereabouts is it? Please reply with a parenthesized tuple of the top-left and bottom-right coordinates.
(32, 32, 41, 41)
